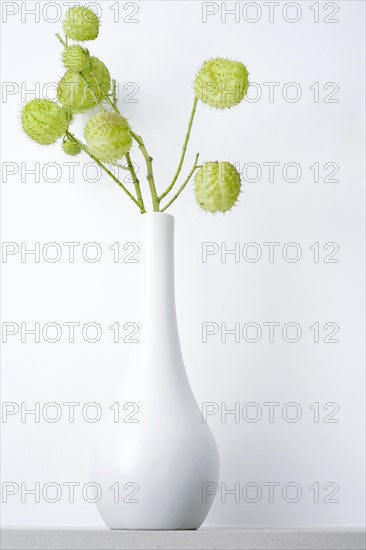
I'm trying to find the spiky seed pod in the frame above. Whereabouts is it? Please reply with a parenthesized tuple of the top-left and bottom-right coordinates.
(57, 57, 111, 113)
(21, 99, 69, 145)
(84, 112, 132, 162)
(62, 137, 81, 156)
(63, 6, 99, 41)
(62, 45, 90, 72)
(194, 161, 241, 213)
(195, 58, 249, 109)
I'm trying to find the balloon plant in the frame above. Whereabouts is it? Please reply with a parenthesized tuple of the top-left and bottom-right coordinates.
(22, 6, 249, 214)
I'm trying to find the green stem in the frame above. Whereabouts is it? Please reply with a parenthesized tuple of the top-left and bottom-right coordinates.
(125, 152, 146, 213)
(66, 131, 143, 210)
(104, 93, 119, 113)
(58, 33, 150, 213)
(131, 131, 159, 212)
(161, 154, 200, 212)
(103, 99, 154, 212)
(55, 33, 67, 48)
(112, 79, 117, 107)
(159, 96, 198, 201)
(101, 99, 145, 211)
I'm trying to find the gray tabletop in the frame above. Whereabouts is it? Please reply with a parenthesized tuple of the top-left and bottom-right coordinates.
(1, 527, 365, 550)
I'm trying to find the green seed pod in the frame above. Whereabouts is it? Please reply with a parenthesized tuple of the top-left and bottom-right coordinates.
(195, 58, 249, 109)
(21, 99, 68, 145)
(63, 6, 99, 41)
(62, 137, 81, 156)
(194, 162, 241, 213)
(62, 45, 90, 72)
(57, 57, 110, 113)
(84, 112, 132, 162)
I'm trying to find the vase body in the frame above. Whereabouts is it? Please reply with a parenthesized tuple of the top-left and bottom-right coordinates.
(90, 213, 220, 529)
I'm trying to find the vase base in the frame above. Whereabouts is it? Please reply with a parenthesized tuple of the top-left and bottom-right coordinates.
(110, 527, 199, 531)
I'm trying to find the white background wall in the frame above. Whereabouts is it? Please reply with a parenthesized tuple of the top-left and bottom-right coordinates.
(1, 0, 365, 528)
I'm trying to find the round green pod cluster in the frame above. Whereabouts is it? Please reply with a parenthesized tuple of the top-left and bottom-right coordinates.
(195, 58, 249, 109)
(57, 57, 110, 113)
(62, 137, 81, 156)
(62, 45, 90, 72)
(194, 161, 241, 213)
(21, 99, 69, 145)
(63, 6, 99, 41)
(84, 112, 132, 163)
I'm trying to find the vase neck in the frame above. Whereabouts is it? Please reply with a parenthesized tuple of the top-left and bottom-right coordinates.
(142, 213, 177, 338)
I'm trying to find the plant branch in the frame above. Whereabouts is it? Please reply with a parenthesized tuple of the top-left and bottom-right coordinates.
(131, 131, 159, 212)
(125, 152, 146, 213)
(102, 95, 154, 214)
(112, 79, 118, 107)
(102, 93, 146, 212)
(161, 154, 199, 212)
(114, 163, 130, 171)
(104, 93, 119, 113)
(57, 32, 154, 213)
(55, 33, 67, 48)
(66, 131, 143, 210)
(159, 96, 198, 201)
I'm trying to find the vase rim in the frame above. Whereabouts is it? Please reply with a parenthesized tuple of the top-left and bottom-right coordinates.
(142, 212, 174, 220)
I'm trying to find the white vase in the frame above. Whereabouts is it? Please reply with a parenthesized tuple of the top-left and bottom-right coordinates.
(90, 212, 220, 530)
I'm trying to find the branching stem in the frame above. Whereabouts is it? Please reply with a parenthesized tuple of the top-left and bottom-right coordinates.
(159, 96, 198, 201)
(131, 131, 160, 212)
(104, 93, 119, 113)
(112, 79, 118, 108)
(56, 32, 185, 214)
(55, 33, 67, 48)
(125, 152, 146, 213)
(161, 154, 200, 212)
(66, 131, 143, 210)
